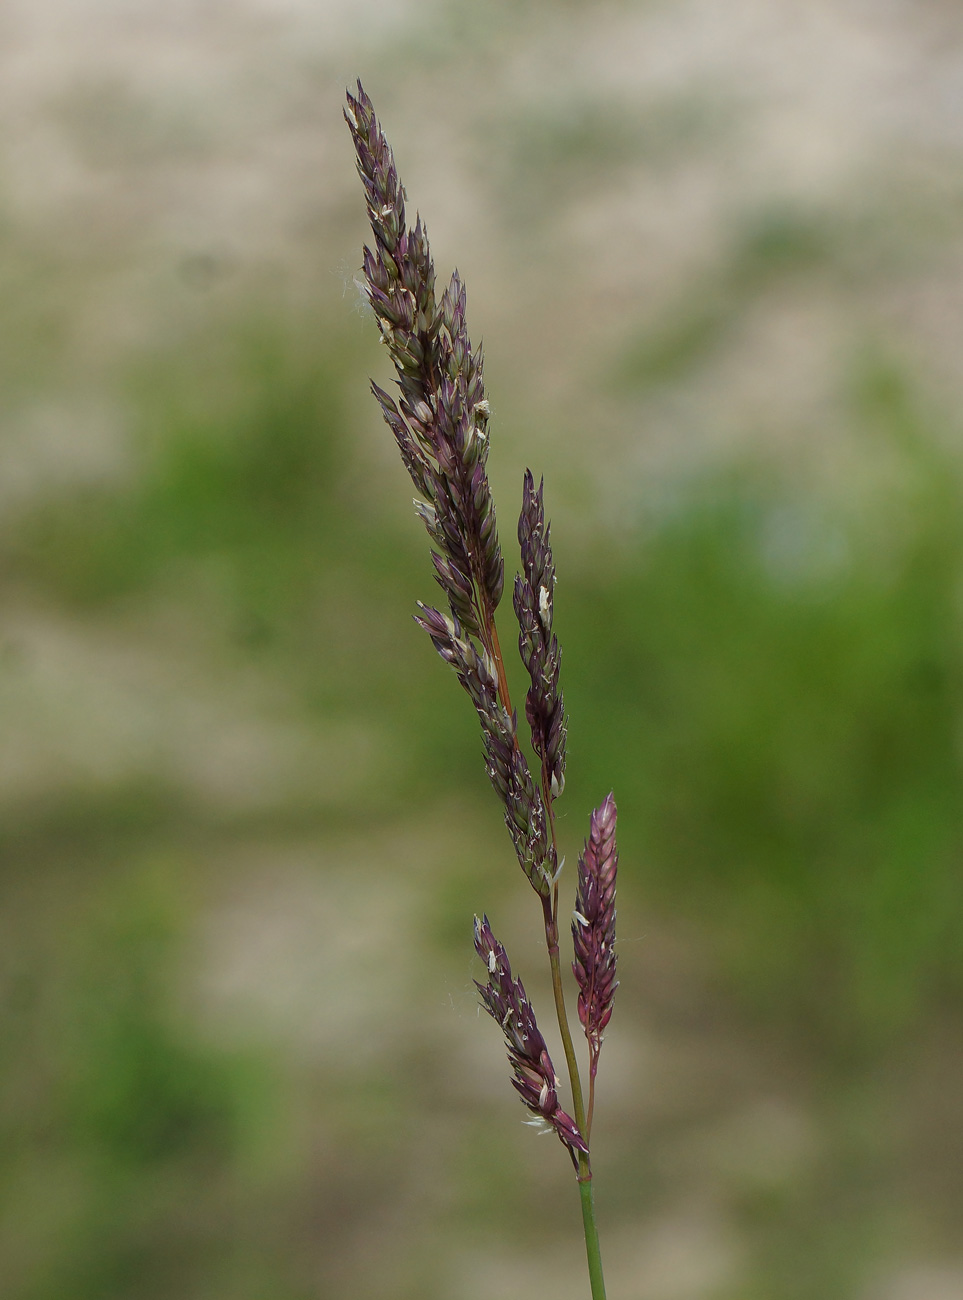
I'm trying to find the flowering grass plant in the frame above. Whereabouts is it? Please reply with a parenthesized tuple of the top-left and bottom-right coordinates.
(345, 82, 619, 1299)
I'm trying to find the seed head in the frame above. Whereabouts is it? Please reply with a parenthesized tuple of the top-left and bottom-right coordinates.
(414, 603, 555, 898)
(514, 470, 567, 799)
(474, 915, 588, 1164)
(346, 82, 503, 630)
(572, 794, 619, 1063)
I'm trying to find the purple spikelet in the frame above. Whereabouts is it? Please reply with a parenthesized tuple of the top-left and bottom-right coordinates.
(474, 915, 588, 1165)
(572, 795, 619, 1068)
(345, 82, 503, 636)
(414, 604, 555, 897)
(514, 470, 567, 801)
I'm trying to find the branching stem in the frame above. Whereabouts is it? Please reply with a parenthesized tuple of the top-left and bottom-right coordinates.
(486, 600, 606, 1300)
(484, 609, 514, 716)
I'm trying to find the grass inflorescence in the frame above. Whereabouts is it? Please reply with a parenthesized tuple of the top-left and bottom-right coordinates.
(345, 80, 619, 1297)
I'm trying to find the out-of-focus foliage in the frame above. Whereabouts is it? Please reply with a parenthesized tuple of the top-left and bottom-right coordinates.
(3, 311, 962, 1297)
(0, 862, 308, 1300)
(567, 356, 963, 1047)
(12, 319, 962, 1050)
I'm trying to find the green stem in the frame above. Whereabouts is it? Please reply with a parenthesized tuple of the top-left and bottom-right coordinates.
(542, 895, 587, 1135)
(578, 1171, 607, 1300)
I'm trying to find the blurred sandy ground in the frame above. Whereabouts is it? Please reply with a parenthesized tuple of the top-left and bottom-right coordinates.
(2, 3, 963, 1299)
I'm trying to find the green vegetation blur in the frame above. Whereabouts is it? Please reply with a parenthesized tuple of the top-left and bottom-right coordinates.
(14, 306, 963, 1045)
(3, 287, 962, 1296)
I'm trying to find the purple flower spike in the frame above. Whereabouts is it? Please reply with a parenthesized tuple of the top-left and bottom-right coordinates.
(345, 82, 503, 635)
(572, 794, 619, 1067)
(474, 915, 588, 1164)
(514, 470, 567, 801)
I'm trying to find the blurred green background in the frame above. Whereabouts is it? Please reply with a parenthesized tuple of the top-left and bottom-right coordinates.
(2, 3, 963, 1298)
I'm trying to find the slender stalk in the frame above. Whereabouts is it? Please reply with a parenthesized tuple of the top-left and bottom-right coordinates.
(578, 1175, 607, 1300)
(542, 893, 588, 1133)
(586, 1067, 598, 1142)
(490, 601, 609, 1299)
(484, 609, 514, 716)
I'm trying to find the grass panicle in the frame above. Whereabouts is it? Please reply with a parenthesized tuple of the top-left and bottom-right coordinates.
(346, 79, 618, 1300)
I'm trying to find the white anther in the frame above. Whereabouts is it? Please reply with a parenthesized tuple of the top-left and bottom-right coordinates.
(538, 585, 551, 630)
(380, 203, 393, 217)
(488, 949, 498, 974)
(573, 910, 589, 928)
